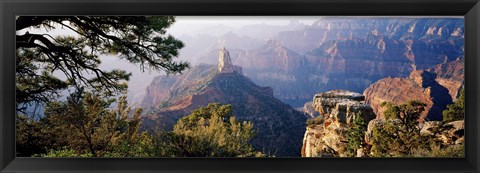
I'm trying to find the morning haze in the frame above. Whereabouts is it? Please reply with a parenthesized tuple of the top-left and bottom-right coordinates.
(16, 16, 464, 158)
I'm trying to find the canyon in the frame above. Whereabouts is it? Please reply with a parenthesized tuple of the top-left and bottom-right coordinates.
(140, 17, 464, 157)
(182, 18, 464, 107)
(141, 48, 307, 157)
(364, 58, 463, 122)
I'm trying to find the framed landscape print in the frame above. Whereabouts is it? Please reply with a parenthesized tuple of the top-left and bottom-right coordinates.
(1, 0, 479, 173)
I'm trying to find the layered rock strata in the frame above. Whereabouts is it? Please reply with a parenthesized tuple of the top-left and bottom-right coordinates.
(364, 62, 462, 122)
(302, 90, 375, 157)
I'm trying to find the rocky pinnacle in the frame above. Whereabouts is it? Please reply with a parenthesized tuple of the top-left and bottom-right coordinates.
(218, 47, 234, 73)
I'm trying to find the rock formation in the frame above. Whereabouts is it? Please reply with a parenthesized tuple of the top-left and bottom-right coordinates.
(277, 17, 464, 53)
(423, 120, 464, 145)
(312, 90, 374, 125)
(301, 90, 375, 157)
(141, 64, 218, 108)
(364, 58, 463, 122)
(188, 18, 463, 108)
(264, 18, 462, 106)
(426, 58, 464, 100)
(141, 48, 307, 157)
(218, 47, 235, 73)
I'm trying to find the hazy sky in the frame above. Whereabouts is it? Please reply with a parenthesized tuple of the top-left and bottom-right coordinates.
(167, 16, 462, 36)
(167, 16, 319, 36)
(19, 16, 462, 38)
(173, 16, 319, 27)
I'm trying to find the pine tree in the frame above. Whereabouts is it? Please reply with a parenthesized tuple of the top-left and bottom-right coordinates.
(25, 89, 152, 157)
(16, 16, 188, 112)
(346, 112, 367, 157)
(443, 88, 465, 123)
(370, 100, 427, 157)
(155, 103, 264, 157)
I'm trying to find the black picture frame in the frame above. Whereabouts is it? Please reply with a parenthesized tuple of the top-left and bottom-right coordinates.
(1, 0, 479, 173)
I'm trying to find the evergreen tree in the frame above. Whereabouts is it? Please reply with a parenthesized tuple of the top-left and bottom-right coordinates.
(17, 89, 152, 157)
(346, 112, 367, 157)
(443, 88, 465, 123)
(16, 114, 48, 156)
(154, 103, 263, 157)
(370, 100, 427, 157)
(16, 16, 188, 112)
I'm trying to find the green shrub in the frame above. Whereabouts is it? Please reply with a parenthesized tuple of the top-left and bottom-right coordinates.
(35, 147, 93, 157)
(152, 103, 264, 157)
(370, 100, 427, 157)
(443, 88, 464, 123)
(346, 113, 367, 157)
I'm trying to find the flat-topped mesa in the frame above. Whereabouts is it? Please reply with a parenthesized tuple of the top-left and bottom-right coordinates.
(218, 47, 235, 73)
(313, 90, 374, 125)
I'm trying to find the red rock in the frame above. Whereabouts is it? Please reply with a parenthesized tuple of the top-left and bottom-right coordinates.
(364, 68, 457, 122)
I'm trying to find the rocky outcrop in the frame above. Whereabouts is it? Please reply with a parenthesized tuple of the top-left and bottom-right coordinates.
(364, 58, 463, 122)
(419, 120, 465, 145)
(141, 48, 307, 157)
(302, 122, 348, 157)
(364, 69, 453, 122)
(312, 90, 375, 125)
(179, 32, 264, 65)
(218, 47, 235, 73)
(302, 90, 375, 157)
(141, 64, 218, 108)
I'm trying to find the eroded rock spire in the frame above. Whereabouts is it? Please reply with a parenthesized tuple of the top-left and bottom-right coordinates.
(218, 47, 234, 73)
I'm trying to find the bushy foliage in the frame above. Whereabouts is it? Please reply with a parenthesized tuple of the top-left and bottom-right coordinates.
(370, 100, 427, 157)
(18, 99, 263, 157)
(16, 114, 50, 156)
(17, 89, 152, 157)
(165, 103, 263, 157)
(369, 99, 465, 157)
(411, 143, 464, 157)
(346, 112, 367, 157)
(36, 147, 93, 157)
(443, 88, 464, 123)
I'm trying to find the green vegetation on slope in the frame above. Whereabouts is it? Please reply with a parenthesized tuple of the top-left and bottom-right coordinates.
(346, 113, 367, 157)
(369, 100, 463, 157)
(17, 90, 262, 157)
